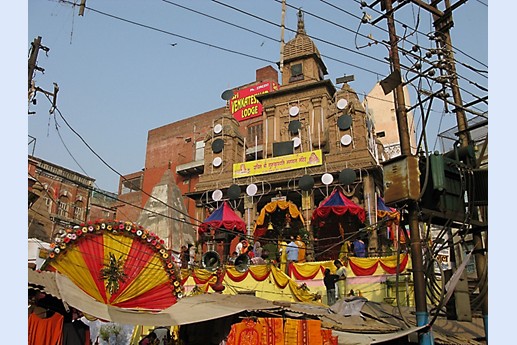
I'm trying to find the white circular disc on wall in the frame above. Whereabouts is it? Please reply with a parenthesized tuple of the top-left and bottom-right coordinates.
(340, 134, 352, 146)
(292, 137, 301, 148)
(212, 189, 223, 201)
(246, 183, 258, 196)
(214, 124, 222, 134)
(321, 173, 334, 185)
(289, 106, 299, 116)
(212, 157, 222, 167)
(337, 98, 348, 110)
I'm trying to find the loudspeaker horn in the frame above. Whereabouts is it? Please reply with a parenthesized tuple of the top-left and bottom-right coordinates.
(202, 251, 221, 272)
(234, 253, 250, 273)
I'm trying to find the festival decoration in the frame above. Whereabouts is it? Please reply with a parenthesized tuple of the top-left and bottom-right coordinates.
(44, 219, 183, 310)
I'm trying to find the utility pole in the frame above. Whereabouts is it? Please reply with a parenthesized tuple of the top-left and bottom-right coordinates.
(28, 36, 45, 101)
(383, 1, 432, 344)
(28, 36, 59, 115)
(429, 0, 488, 336)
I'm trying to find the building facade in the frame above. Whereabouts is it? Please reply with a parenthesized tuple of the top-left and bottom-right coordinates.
(117, 11, 393, 260)
(28, 156, 95, 242)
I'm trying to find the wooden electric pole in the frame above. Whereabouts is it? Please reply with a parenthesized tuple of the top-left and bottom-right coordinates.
(383, 1, 432, 344)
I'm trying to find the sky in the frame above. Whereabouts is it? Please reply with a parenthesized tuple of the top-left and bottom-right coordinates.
(27, 0, 488, 193)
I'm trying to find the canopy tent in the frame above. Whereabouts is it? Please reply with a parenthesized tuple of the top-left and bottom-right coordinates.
(253, 200, 305, 239)
(43, 220, 183, 310)
(312, 188, 366, 225)
(197, 201, 246, 234)
(377, 196, 400, 225)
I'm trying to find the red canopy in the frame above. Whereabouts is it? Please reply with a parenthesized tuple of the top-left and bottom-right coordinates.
(312, 189, 366, 224)
(198, 201, 246, 234)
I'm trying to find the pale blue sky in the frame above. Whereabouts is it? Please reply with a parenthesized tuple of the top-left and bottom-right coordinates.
(27, 0, 487, 194)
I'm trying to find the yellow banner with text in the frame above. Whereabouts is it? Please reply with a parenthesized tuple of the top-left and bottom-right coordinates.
(233, 150, 323, 178)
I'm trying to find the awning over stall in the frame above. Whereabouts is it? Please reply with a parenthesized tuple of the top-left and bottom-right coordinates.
(197, 201, 246, 234)
(312, 189, 366, 225)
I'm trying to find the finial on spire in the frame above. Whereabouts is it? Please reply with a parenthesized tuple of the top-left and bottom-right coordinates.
(297, 8, 305, 35)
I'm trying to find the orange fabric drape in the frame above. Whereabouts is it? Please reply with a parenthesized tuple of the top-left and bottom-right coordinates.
(227, 318, 284, 345)
(28, 312, 64, 345)
(284, 319, 325, 345)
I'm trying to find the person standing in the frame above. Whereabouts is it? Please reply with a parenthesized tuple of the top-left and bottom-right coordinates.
(295, 235, 306, 263)
(285, 236, 299, 274)
(235, 237, 246, 255)
(323, 268, 339, 306)
(334, 259, 347, 300)
(352, 237, 366, 257)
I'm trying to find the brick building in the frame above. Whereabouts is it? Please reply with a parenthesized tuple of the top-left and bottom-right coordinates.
(117, 11, 390, 259)
(28, 156, 95, 242)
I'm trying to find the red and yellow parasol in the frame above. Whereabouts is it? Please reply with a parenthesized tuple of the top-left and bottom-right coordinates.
(44, 220, 183, 310)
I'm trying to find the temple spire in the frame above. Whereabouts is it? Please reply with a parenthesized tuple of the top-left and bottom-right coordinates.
(297, 9, 305, 35)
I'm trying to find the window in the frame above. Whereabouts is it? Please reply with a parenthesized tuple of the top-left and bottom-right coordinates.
(289, 63, 304, 82)
(74, 201, 84, 220)
(247, 123, 263, 146)
(121, 176, 142, 194)
(377, 131, 386, 138)
(195, 140, 205, 161)
(58, 196, 70, 218)
(45, 197, 53, 213)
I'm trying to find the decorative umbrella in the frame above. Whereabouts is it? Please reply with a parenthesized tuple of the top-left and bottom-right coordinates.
(312, 188, 366, 226)
(44, 220, 183, 310)
(197, 201, 246, 234)
(377, 196, 400, 225)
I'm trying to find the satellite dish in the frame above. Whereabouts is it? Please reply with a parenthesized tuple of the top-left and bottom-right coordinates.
(212, 189, 223, 201)
(214, 124, 222, 134)
(246, 183, 258, 196)
(340, 134, 352, 146)
(292, 137, 301, 148)
(337, 114, 352, 130)
(228, 184, 241, 200)
(299, 174, 315, 191)
(212, 138, 224, 153)
(321, 173, 334, 185)
(337, 98, 348, 110)
(288, 120, 301, 134)
(212, 157, 222, 167)
(289, 106, 300, 116)
(221, 89, 234, 101)
(339, 169, 356, 185)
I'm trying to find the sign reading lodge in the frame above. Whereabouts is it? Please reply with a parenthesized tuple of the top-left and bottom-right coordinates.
(230, 81, 279, 122)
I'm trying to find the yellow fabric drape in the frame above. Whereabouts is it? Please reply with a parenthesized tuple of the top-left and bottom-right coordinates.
(254, 200, 305, 228)
(249, 265, 270, 279)
(269, 265, 290, 289)
(288, 280, 317, 303)
(291, 262, 322, 278)
(379, 254, 404, 267)
(50, 247, 104, 302)
(349, 256, 380, 269)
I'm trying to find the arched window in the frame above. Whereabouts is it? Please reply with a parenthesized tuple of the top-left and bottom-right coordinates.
(58, 193, 70, 218)
(74, 200, 85, 221)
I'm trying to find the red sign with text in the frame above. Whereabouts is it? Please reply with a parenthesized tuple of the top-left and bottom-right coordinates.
(230, 81, 279, 122)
